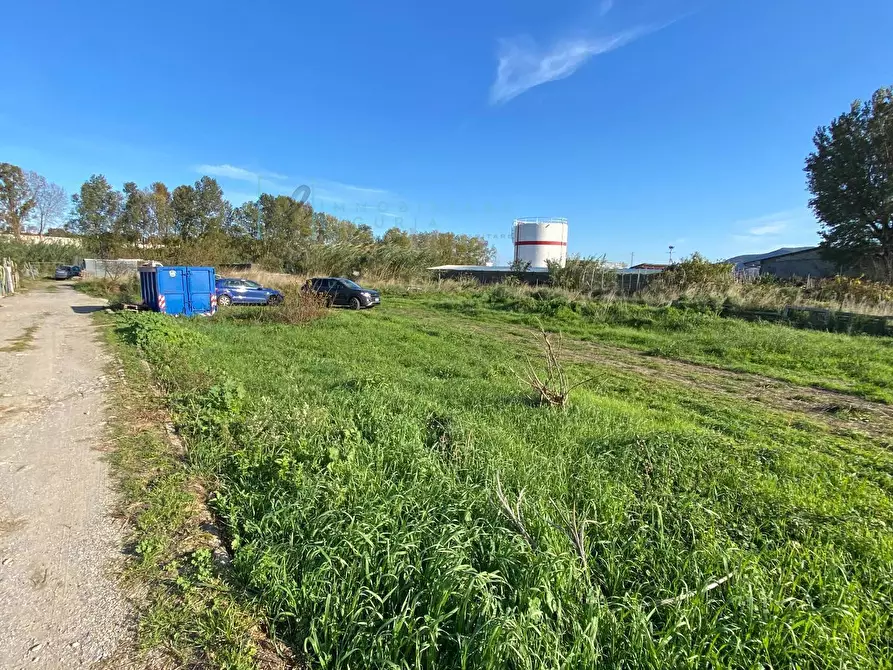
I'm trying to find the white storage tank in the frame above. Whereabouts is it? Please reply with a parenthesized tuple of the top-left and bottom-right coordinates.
(513, 217, 568, 268)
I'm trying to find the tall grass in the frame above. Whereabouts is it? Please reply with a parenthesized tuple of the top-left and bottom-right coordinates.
(0, 238, 83, 266)
(119, 297, 893, 668)
(417, 286, 893, 403)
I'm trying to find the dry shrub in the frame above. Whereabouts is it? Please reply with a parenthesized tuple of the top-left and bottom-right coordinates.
(271, 287, 328, 325)
(513, 328, 595, 407)
(218, 286, 327, 326)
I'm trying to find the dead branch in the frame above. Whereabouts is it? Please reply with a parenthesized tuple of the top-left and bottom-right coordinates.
(510, 328, 597, 407)
(659, 572, 734, 607)
(494, 474, 537, 551)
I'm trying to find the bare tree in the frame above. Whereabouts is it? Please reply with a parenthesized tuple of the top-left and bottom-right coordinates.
(26, 171, 67, 236)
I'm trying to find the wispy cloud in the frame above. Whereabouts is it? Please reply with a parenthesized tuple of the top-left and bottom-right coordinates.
(195, 163, 288, 183)
(749, 222, 787, 236)
(732, 209, 811, 237)
(315, 178, 388, 196)
(599, 0, 615, 17)
(489, 28, 653, 104)
(309, 178, 391, 206)
(729, 208, 820, 250)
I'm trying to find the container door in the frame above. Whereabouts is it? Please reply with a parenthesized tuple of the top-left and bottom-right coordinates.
(157, 267, 187, 315)
(186, 268, 213, 315)
(139, 269, 157, 309)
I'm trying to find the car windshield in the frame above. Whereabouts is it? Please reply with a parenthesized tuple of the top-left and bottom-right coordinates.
(339, 279, 362, 290)
(242, 280, 261, 288)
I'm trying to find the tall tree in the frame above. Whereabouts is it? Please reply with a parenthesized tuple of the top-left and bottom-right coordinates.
(68, 175, 123, 256)
(118, 182, 152, 243)
(171, 184, 200, 240)
(805, 85, 893, 281)
(171, 176, 227, 240)
(0, 162, 35, 238)
(25, 171, 67, 236)
(147, 182, 173, 240)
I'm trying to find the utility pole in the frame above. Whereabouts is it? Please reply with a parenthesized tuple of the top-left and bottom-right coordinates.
(630, 252, 634, 268)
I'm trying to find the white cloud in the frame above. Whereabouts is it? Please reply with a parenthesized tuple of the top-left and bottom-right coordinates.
(749, 222, 787, 236)
(195, 163, 288, 183)
(489, 26, 657, 104)
(732, 209, 814, 237)
(308, 178, 392, 207)
(316, 179, 388, 196)
(600, 0, 615, 17)
(729, 207, 821, 251)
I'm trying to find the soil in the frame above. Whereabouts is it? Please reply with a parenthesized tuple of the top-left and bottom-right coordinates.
(0, 282, 132, 668)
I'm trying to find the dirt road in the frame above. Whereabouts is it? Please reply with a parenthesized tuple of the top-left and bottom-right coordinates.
(0, 283, 130, 668)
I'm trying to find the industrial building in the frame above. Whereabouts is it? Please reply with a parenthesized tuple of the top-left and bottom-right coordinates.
(429, 217, 569, 282)
(757, 247, 844, 279)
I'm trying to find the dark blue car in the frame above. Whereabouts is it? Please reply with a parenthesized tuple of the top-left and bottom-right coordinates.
(215, 278, 283, 306)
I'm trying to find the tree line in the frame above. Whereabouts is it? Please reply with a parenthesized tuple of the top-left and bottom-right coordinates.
(0, 167, 493, 279)
(5, 83, 893, 282)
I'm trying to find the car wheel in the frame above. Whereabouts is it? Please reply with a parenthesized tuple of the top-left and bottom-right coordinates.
(218, 294, 232, 307)
(349, 296, 362, 310)
(267, 294, 283, 306)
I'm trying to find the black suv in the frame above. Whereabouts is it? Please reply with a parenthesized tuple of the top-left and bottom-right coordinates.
(304, 277, 381, 309)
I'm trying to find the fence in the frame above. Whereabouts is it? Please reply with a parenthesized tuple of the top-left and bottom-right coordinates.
(83, 258, 143, 279)
(724, 304, 893, 336)
(0, 258, 19, 298)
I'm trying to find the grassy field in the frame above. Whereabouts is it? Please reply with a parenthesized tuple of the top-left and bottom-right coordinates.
(117, 291, 893, 668)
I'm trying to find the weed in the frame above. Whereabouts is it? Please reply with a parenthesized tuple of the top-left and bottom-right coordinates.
(99, 315, 286, 668)
(0, 323, 39, 352)
(75, 276, 141, 305)
(117, 293, 893, 668)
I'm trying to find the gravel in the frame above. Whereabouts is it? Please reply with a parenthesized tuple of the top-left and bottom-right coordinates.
(0, 283, 133, 668)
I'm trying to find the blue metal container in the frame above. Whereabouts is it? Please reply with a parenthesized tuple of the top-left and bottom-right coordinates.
(138, 265, 217, 316)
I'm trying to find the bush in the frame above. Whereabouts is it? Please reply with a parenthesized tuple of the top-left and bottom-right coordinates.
(217, 286, 328, 326)
(75, 276, 141, 305)
(547, 255, 616, 294)
(651, 253, 734, 292)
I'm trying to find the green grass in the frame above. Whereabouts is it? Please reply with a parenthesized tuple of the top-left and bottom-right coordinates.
(116, 296, 893, 669)
(74, 276, 141, 305)
(99, 318, 287, 668)
(403, 288, 893, 403)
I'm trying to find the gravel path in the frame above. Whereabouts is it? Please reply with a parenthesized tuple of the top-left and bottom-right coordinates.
(0, 283, 131, 668)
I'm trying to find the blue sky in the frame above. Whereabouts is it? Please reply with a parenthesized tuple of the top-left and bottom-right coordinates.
(1, 0, 891, 264)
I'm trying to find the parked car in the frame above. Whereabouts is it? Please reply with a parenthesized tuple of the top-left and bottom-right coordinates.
(304, 277, 380, 309)
(215, 278, 283, 306)
(54, 265, 81, 279)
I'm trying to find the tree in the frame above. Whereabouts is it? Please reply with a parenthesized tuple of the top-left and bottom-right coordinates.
(0, 162, 35, 238)
(147, 182, 173, 240)
(805, 85, 893, 281)
(171, 176, 226, 240)
(381, 227, 412, 248)
(25, 171, 67, 236)
(68, 175, 123, 256)
(118, 182, 152, 243)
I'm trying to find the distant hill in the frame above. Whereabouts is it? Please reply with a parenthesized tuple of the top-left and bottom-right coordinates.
(724, 246, 813, 266)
